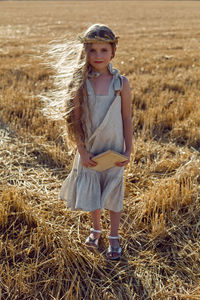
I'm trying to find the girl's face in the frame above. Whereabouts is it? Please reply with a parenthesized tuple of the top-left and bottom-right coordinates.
(87, 42, 114, 72)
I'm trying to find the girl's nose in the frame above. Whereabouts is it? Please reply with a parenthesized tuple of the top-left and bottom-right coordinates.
(95, 51, 101, 58)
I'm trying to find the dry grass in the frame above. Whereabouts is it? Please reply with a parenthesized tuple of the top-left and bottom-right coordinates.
(0, 1, 200, 299)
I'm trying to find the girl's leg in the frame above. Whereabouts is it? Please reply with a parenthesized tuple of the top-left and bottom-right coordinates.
(85, 209, 101, 248)
(106, 210, 122, 259)
(90, 209, 101, 238)
(109, 210, 121, 246)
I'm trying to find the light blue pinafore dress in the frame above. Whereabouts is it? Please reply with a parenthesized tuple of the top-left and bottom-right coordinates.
(60, 64, 125, 212)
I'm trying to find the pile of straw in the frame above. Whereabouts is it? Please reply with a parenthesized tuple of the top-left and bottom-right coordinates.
(0, 125, 199, 299)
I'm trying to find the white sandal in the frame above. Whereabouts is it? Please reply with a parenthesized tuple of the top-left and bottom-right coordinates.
(106, 236, 122, 260)
(85, 228, 101, 249)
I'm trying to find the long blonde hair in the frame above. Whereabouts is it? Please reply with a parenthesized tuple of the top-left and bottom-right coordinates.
(42, 24, 118, 150)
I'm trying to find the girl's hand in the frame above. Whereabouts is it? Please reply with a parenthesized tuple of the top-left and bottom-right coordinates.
(115, 151, 131, 167)
(80, 150, 97, 168)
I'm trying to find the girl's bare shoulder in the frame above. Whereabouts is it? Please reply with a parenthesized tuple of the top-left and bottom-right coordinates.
(122, 75, 129, 83)
(121, 75, 131, 94)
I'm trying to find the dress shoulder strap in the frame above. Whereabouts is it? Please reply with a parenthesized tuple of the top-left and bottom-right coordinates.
(86, 78, 93, 96)
(108, 63, 123, 93)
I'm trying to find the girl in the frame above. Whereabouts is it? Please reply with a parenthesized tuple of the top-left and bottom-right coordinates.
(48, 24, 132, 259)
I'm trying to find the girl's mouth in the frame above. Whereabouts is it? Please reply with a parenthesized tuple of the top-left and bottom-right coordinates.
(94, 61, 103, 64)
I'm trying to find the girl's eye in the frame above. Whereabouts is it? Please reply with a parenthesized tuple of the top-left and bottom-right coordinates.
(102, 48, 108, 52)
(90, 49, 96, 53)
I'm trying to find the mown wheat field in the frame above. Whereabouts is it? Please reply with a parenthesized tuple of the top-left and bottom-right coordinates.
(0, 1, 200, 299)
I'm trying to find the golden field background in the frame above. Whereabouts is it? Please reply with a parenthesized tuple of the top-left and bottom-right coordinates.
(0, 1, 200, 299)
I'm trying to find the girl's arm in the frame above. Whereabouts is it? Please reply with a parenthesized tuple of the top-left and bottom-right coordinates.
(116, 76, 133, 167)
(73, 94, 97, 168)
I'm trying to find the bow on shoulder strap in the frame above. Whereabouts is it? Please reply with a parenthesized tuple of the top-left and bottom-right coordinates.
(108, 63, 123, 95)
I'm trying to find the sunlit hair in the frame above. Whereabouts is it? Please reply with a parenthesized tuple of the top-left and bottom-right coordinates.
(41, 24, 118, 151)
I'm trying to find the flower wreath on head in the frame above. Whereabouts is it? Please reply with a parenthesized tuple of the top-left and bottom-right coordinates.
(78, 35, 119, 44)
